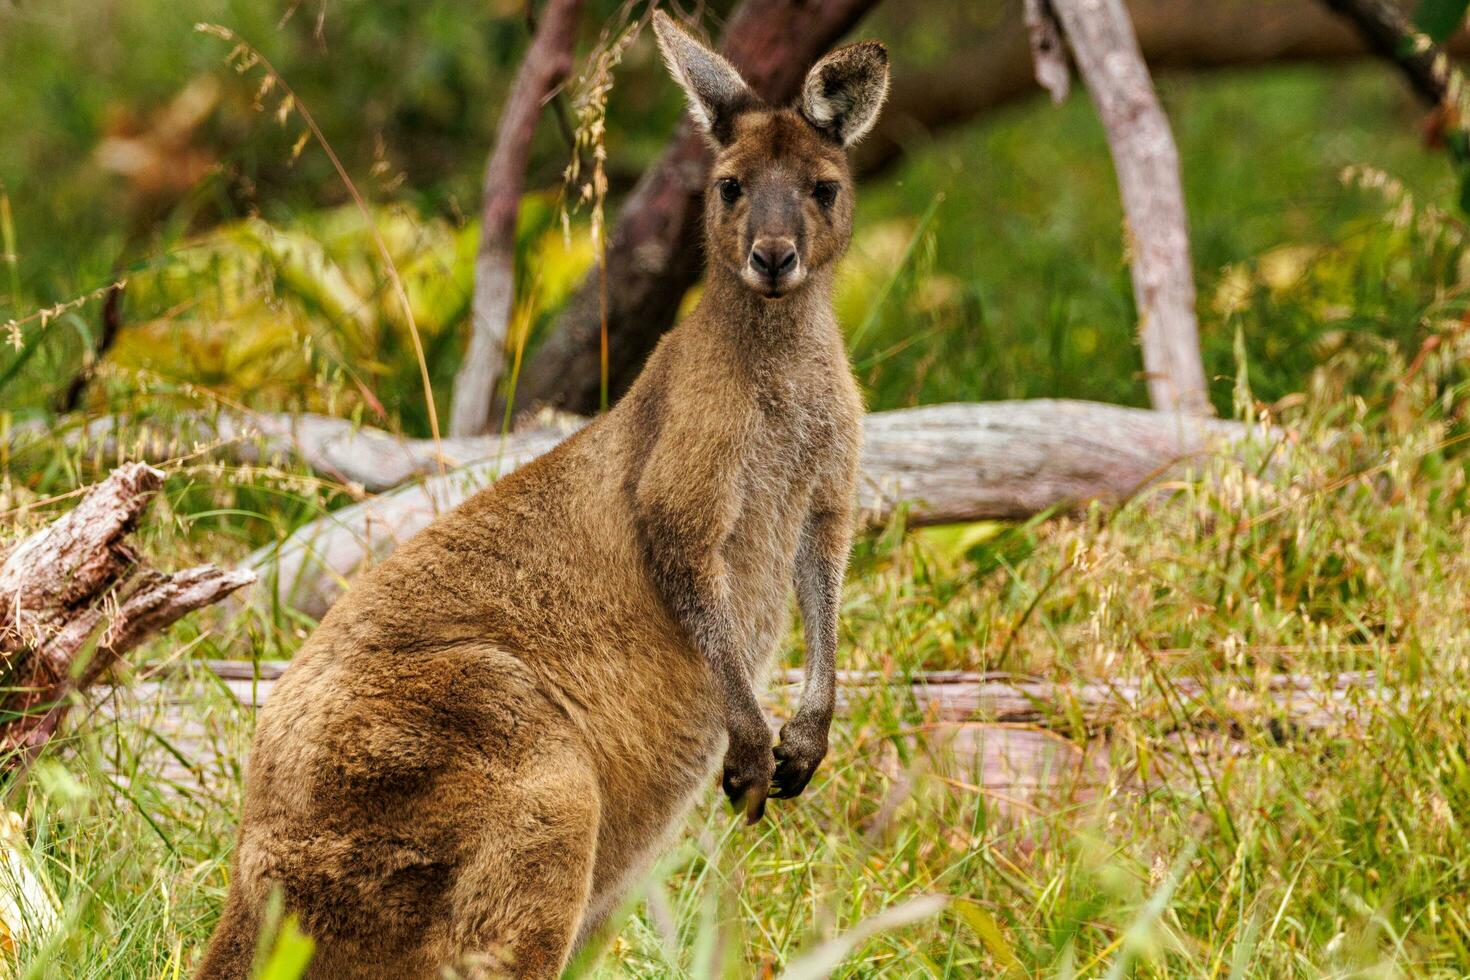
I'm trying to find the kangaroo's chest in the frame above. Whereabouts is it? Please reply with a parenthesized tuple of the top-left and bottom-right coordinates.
(750, 365, 854, 472)
(724, 366, 859, 652)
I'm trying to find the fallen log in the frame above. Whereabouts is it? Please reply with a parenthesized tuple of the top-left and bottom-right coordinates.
(233, 400, 1256, 620)
(179, 660, 1385, 735)
(13, 403, 1261, 619)
(102, 660, 1386, 806)
(23, 409, 583, 494)
(0, 463, 254, 764)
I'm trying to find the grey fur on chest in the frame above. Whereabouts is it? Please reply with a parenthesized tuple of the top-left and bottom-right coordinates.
(750, 374, 850, 464)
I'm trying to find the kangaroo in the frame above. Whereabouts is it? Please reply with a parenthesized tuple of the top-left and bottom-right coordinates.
(196, 13, 887, 979)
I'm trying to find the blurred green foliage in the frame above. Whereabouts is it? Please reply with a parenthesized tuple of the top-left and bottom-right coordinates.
(0, 0, 677, 311)
(1416, 0, 1470, 40)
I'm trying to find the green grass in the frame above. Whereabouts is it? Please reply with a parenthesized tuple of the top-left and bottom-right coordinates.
(9, 195, 1470, 974)
(10, 318, 1470, 976)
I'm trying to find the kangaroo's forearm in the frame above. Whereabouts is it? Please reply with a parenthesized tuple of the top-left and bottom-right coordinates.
(639, 517, 766, 734)
(793, 508, 851, 726)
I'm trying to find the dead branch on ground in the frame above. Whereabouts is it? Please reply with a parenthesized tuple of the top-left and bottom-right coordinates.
(0, 463, 254, 764)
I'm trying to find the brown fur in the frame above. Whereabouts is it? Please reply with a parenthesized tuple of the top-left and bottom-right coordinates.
(196, 14, 886, 978)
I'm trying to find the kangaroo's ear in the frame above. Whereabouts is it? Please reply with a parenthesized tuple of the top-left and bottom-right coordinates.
(799, 41, 890, 147)
(652, 11, 754, 144)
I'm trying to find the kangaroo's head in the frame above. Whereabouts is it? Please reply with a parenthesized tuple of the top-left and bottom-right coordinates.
(653, 11, 888, 300)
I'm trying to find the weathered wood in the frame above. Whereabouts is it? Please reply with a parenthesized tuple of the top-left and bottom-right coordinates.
(97, 662, 1384, 806)
(16, 402, 1255, 619)
(30, 409, 583, 494)
(1037, 0, 1209, 416)
(0, 461, 163, 653)
(1025, 0, 1072, 103)
(855, 401, 1248, 524)
(449, 0, 585, 437)
(177, 660, 1385, 733)
(235, 401, 1254, 619)
(82, 654, 1400, 823)
(0, 464, 254, 763)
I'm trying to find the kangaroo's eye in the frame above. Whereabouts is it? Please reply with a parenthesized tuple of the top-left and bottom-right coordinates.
(813, 181, 839, 208)
(717, 178, 742, 204)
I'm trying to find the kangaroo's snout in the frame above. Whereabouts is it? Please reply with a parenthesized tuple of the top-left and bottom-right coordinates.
(746, 237, 802, 297)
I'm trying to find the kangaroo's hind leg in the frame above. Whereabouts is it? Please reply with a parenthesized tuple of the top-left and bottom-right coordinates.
(193, 887, 260, 980)
(436, 740, 602, 979)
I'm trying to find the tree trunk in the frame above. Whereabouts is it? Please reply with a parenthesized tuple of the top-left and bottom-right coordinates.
(0, 463, 253, 764)
(449, 0, 585, 437)
(236, 400, 1256, 620)
(1042, 0, 1210, 415)
(511, 0, 882, 416)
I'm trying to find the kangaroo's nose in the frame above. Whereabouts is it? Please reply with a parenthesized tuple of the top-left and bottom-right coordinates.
(749, 239, 798, 280)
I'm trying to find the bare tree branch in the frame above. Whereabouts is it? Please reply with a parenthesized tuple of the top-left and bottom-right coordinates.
(1025, 0, 1072, 102)
(14, 410, 583, 494)
(450, 0, 586, 436)
(1041, 0, 1209, 415)
(861, 0, 1469, 177)
(1319, 0, 1451, 104)
(0, 461, 160, 653)
(56, 282, 124, 414)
